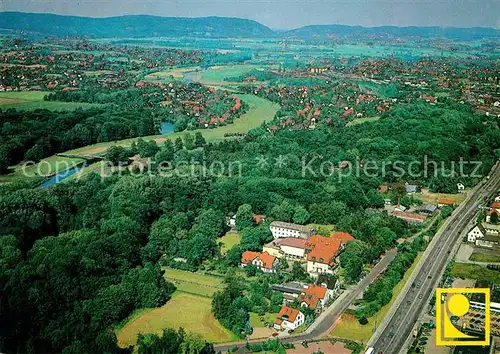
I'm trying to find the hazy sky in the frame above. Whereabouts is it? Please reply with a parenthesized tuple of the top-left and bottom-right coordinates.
(2, 0, 499, 29)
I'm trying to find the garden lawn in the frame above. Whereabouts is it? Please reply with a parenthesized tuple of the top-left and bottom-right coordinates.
(116, 293, 236, 348)
(249, 312, 278, 328)
(163, 268, 223, 298)
(219, 232, 241, 254)
(330, 252, 423, 343)
(450, 263, 500, 282)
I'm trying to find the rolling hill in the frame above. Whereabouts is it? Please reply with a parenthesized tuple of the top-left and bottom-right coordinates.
(0, 12, 498, 40)
(0, 12, 275, 38)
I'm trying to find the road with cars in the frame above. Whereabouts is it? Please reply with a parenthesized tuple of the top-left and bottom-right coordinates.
(369, 163, 500, 354)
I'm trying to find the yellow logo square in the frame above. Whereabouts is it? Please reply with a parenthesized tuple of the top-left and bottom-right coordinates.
(436, 288, 490, 346)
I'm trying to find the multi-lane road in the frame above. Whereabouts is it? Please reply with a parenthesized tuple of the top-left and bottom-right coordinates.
(369, 163, 500, 354)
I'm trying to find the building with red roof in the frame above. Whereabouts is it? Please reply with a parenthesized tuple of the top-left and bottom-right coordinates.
(273, 305, 305, 331)
(391, 211, 427, 224)
(298, 284, 330, 311)
(240, 251, 279, 273)
(305, 235, 342, 278)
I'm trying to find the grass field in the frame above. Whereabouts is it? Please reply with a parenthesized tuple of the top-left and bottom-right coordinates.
(198, 64, 260, 84)
(249, 312, 278, 328)
(330, 252, 423, 343)
(450, 263, 500, 282)
(346, 116, 381, 127)
(0, 91, 101, 111)
(116, 292, 236, 347)
(219, 232, 241, 254)
(417, 188, 468, 205)
(144, 66, 201, 81)
(163, 268, 223, 298)
(307, 223, 336, 236)
(469, 252, 500, 263)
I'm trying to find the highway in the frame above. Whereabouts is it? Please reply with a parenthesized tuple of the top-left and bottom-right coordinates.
(369, 163, 500, 354)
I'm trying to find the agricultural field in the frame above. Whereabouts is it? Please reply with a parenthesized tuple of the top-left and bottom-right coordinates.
(195, 64, 264, 85)
(163, 268, 223, 298)
(330, 253, 423, 342)
(0, 91, 102, 111)
(144, 66, 201, 81)
(116, 292, 236, 348)
(219, 232, 241, 254)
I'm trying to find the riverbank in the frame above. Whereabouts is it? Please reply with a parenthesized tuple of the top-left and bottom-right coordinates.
(2, 94, 278, 185)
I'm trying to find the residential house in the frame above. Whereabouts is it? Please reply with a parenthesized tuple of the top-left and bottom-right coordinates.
(391, 211, 427, 224)
(263, 238, 308, 261)
(405, 183, 417, 194)
(298, 284, 331, 311)
(273, 305, 305, 331)
(495, 195, 500, 202)
(467, 223, 500, 248)
(418, 204, 437, 216)
(270, 221, 311, 239)
(240, 251, 279, 273)
(438, 198, 455, 208)
(467, 224, 486, 243)
(305, 235, 342, 277)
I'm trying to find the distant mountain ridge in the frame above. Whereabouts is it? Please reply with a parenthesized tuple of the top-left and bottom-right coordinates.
(0, 12, 499, 40)
(284, 24, 500, 40)
(0, 12, 275, 38)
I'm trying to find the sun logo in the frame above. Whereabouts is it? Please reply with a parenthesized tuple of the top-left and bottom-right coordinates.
(436, 288, 490, 346)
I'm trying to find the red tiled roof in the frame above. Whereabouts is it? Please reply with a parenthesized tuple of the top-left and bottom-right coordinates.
(391, 211, 427, 222)
(491, 202, 500, 209)
(252, 214, 265, 223)
(277, 305, 300, 322)
(331, 231, 355, 243)
(438, 198, 455, 205)
(241, 251, 276, 270)
(298, 285, 328, 310)
(306, 235, 341, 265)
(276, 238, 308, 249)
